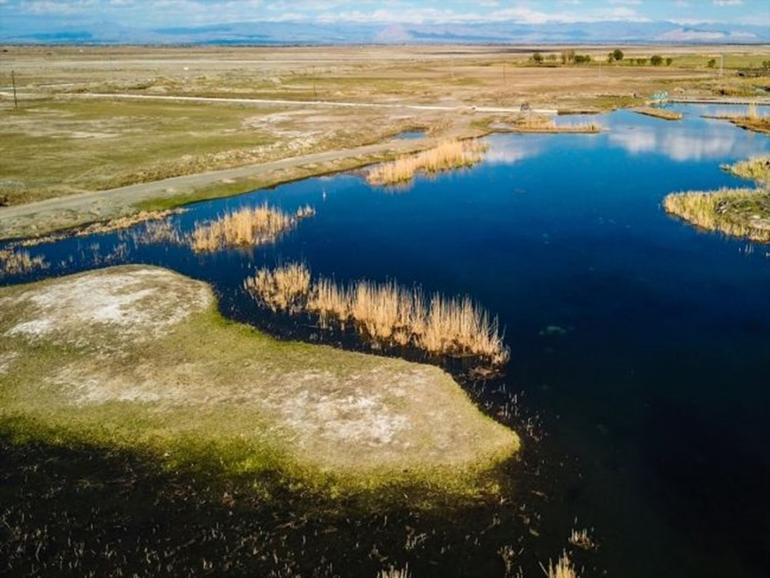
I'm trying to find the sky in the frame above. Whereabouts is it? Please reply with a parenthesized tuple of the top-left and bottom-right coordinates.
(0, 0, 765, 29)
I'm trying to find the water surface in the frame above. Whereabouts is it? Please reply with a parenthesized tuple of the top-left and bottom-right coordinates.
(3, 105, 770, 577)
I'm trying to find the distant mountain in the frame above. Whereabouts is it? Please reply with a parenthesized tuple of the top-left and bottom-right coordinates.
(1, 20, 769, 45)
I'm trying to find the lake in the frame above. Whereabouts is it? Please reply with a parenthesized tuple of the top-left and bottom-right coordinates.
(2, 104, 769, 577)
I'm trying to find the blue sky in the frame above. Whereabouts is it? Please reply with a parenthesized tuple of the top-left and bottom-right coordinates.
(0, 0, 765, 28)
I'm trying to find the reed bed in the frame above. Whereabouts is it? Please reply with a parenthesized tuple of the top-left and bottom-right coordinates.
(664, 188, 770, 242)
(191, 204, 314, 253)
(725, 156, 770, 183)
(511, 114, 600, 133)
(540, 553, 580, 578)
(367, 139, 487, 186)
(243, 263, 510, 366)
(633, 106, 683, 121)
(244, 262, 311, 313)
(0, 248, 48, 276)
(708, 103, 770, 135)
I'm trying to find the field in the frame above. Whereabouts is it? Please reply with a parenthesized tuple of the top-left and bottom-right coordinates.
(2, 44, 769, 238)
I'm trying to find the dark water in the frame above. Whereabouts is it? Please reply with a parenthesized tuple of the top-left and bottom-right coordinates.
(3, 105, 770, 577)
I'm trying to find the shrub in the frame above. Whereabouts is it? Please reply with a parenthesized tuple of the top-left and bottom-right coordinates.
(531, 51, 544, 64)
(574, 54, 592, 64)
(612, 48, 624, 61)
(650, 55, 664, 66)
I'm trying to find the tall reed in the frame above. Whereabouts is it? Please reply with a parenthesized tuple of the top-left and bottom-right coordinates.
(0, 248, 48, 276)
(367, 139, 486, 186)
(663, 188, 770, 242)
(243, 263, 510, 366)
(244, 262, 312, 313)
(191, 204, 313, 252)
(540, 553, 580, 578)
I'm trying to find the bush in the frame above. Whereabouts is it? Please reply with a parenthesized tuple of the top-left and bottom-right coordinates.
(665, 57, 673, 66)
(707, 58, 717, 68)
(574, 54, 592, 64)
(531, 51, 544, 64)
(650, 55, 664, 66)
(612, 49, 624, 62)
(635, 58, 648, 65)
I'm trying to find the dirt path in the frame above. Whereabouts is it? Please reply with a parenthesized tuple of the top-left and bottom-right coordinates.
(0, 135, 444, 240)
(1, 90, 560, 115)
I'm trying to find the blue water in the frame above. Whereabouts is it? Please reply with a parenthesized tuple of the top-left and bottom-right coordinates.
(393, 129, 426, 140)
(3, 105, 770, 577)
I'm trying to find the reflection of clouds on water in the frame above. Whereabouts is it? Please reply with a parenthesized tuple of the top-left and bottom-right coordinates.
(609, 124, 768, 162)
(485, 140, 539, 164)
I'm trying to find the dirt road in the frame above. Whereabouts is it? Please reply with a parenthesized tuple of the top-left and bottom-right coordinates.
(0, 135, 439, 240)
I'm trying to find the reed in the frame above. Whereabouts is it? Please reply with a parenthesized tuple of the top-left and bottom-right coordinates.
(243, 263, 510, 366)
(568, 527, 597, 551)
(367, 139, 486, 186)
(540, 553, 580, 578)
(663, 188, 770, 242)
(0, 248, 48, 276)
(243, 262, 311, 313)
(511, 114, 601, 133)
(191, 203, 313, 252)
(725, 156, 770, 183)
(377, 566, 410, 578)
(634, 106, 683, 121)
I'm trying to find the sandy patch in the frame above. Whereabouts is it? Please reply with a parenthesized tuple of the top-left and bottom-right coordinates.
(4, 267, 211, 347)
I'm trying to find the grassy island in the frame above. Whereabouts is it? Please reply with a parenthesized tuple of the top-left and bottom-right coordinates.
(633, 106, 683, 121)
(663, 187, 770, 242)
(0, 266, 518, 499)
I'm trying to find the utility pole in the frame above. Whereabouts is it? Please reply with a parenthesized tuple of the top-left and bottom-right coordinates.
(11, 70, 18, 109)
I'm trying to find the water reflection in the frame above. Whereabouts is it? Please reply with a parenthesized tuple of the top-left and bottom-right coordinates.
(608, 121, 768, 162)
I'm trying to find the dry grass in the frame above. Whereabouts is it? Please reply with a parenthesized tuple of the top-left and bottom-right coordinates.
(244, 262, 311, 313)
(191, 204, 313, 252)
(243, 263, 510, 366)
(633, 106, 683, 121)
(568, 527, 597, 551)
(664, 187, 770, 242)
(377, 565, 410, 578)
(725, 156, 770, 183)
(509, 114, 601, 133)
(367, 139, 486, 186)
(709, 103, 770, 135)
(540, 553, 580, 578)
(0, 248, 48, 276)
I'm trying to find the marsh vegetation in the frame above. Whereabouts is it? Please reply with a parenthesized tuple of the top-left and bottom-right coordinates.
(632, 107, 683, 121)
(244, 263, 510, 367)
(663, 187, 770, 242)
(0, 248, 47, 276)
(190, 204, 315, 252)
(725, 155, 770, 183)
(366, 139, 487, 186)
(509, 114, 601, 133)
